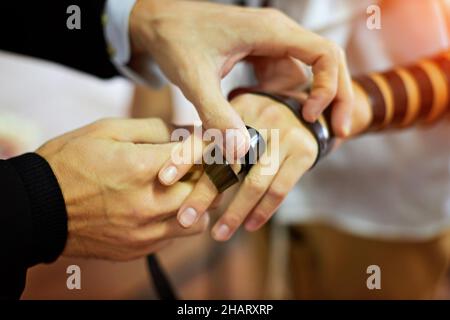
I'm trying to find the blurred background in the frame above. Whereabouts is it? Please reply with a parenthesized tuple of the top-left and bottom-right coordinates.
(3, 0, 450, 300)
(2, 48, 449, 300)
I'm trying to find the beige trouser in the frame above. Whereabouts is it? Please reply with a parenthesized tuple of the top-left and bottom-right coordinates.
(287, 224, 450, 299)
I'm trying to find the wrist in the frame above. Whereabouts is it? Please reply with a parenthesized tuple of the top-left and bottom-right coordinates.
(129, 0, 169, 57)
(350, 81, 373, 135)
(129, 0, 149, 56)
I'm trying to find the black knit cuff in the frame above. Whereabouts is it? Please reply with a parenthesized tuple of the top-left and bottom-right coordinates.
(8, 153, 68, 267)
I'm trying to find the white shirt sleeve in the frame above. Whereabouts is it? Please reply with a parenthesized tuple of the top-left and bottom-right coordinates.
(104, 0, 167, 87)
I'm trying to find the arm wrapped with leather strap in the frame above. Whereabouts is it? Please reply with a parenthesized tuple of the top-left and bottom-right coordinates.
(355, 51, 450, 131)
(228, 50, 450, 169)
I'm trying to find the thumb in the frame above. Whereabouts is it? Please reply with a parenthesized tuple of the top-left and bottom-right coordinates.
(179, 68, 250, 160)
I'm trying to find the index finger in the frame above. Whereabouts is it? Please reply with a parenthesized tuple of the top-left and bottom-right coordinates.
(243, 10, 345, 122)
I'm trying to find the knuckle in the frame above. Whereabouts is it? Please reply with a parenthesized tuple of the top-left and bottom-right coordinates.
(263, 8, 285, 21)
(251, 209, 271, 224)
(316, 40, 340, 65)
(325, 40, 340, 57)
(129, 203, 155, 225)
(119, 149, 151, 177)
(301, 138, 319, 166)
(231, 93, 255, 109)
(116, 148, 135, 168)
(244, 175, 266, 195)
(285, 128, 318, 164)
(267, 186, 286, 203)
(223, 214, 242, 230)
(132, 158, 151, 177)
(192, 191, 216, 209)
(285, 127, 305, 143)
(199, 108, 218, 128)
(260, 103, 282, 122)
(91, 118, 114, 132)
(149, 16, 172, 38)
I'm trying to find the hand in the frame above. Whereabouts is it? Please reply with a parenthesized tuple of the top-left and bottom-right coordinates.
(163, 94, 318, 241)
(129, 0, 353, 161)
(36, 118, 209, 261)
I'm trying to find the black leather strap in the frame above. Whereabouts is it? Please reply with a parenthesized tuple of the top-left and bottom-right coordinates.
(229, 88, 334, 168)
(147, 254, 177, 300)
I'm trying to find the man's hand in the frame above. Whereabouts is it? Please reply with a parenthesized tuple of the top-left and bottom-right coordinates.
(36, 118, 209, 261)
(129, 0, 354, 163)
(168, 94, 319, 241)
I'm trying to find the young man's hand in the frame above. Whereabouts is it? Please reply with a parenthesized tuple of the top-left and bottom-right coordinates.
(37, 118, 209, 261)
(160, 94, 319, 241)
(129, 0, 354, 164)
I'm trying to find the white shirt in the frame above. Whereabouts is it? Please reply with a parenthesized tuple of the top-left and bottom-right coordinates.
(277, 0, 450, 240)
(171, 0, 450, 240)
(104, 0, 166, 87)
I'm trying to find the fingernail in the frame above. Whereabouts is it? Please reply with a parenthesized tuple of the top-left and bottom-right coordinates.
(245, 217, 261, 231)
(213, 224, 230, 241)
(179, 207, 198, 228)
(160, 166, 177, 184)
(225, 129, 248, 160)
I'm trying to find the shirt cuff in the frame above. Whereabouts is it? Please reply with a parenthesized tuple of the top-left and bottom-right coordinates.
(104, 0, 136, 65)
(104, 0, 167, 87)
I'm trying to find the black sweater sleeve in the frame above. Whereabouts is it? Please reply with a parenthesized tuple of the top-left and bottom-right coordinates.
(0, 153, 67, 300)
(0, 0, 118, 78)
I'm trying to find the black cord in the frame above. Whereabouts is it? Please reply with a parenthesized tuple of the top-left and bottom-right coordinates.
(147, 254, 178, 300)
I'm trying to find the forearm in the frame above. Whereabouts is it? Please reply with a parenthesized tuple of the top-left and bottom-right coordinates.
(351, 51, 450, 135)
